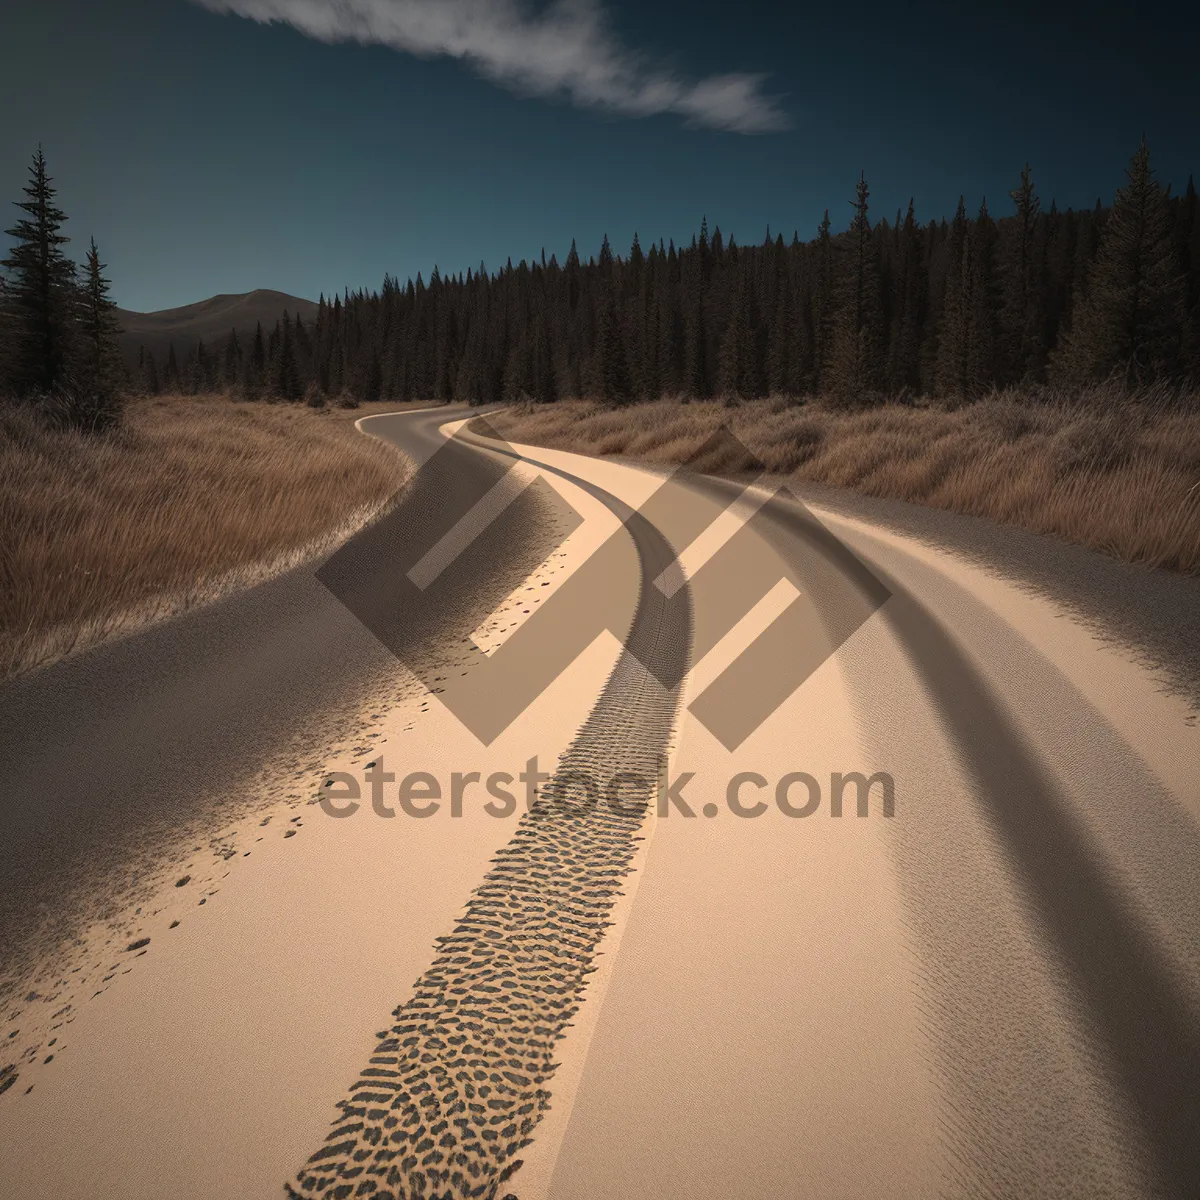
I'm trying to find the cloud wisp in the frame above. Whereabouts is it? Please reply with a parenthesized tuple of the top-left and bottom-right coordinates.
(190, 0, 789, 133)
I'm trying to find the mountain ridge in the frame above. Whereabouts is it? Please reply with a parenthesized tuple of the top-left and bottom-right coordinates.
(117, 288, 320, 363)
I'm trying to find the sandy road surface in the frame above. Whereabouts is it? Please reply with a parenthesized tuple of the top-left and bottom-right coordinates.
(1, 410, 1198, 1199)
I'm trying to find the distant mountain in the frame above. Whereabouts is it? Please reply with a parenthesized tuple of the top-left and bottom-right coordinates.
(116, 289, 321, 364)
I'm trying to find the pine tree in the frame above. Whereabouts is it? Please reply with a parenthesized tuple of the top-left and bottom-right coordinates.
(565, 239, 581, 312)
(811, 210, 834, 392)
(966, 199, 999, 394)
(191, 340, 208, 394)
(223, 328, 241, 391)
(1177, 175, 1200, 373)
(719, 264, 753, 401)
(164, 343, 180, 392)
(637, 249, 662, 400)
(886, 199, 925, 395)
(247, 321, 266, 398)
(362, 347, 382, 404)
(597, 233, 614, 280)
(75, 238, 124, 428)
(767, 278, 793, 396)
(1043, 202, 1077, 352)
(640, 297, 663, 400)
(1052, 139, 1187, 386)
(502, 325, 532, 403)
(919, 218, 946, 392)
(826, 174, 884, 405)
(1000, 163, 1045, 382)
(533, 314, 557, 403)
(628, 232, 644, 283)
(1068, 203, 1102, 324)
(684, 291, 709, 398)
(598, 291, 632, 406)
(935, 198, 970, 398)
(293, 312, 311, 376)
(792, 278, 817, 393)
(434, 301, 457, 401)
(274, 311, 302, 400)
(2, 148, 78, 401)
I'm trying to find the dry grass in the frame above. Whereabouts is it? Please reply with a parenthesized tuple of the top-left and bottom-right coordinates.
(0, 394, 425, 677)
(491, 383, 1200, 574)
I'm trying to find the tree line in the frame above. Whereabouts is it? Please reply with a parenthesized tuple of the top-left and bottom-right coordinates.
(6, 140, 1198, 431)
(148, 138, 1193, 409)
(0, 149, 124, 429)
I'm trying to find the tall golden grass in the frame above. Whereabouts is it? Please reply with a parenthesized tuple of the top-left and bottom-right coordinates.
(491, 383, 1200, 573)
(5, 384, 1196, 680)
(0, 395, 416, 677)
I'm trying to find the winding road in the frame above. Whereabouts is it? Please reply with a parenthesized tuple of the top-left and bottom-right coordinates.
(1, 404, 1198, 1199)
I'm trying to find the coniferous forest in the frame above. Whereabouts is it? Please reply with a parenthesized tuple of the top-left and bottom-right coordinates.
(0, 150, 124, 429)
(4, 140, 1200, 425)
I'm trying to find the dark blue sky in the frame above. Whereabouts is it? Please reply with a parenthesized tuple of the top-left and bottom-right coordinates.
(3, 0, 1197, 312)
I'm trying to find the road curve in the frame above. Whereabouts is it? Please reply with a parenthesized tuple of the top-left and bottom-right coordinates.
(1, 409, 1197, 1200)
(288, 419, 695, 1198)
(0, 405, 548, 1006)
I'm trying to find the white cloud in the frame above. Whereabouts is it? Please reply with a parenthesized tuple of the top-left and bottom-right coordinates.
(190, 0, 789, 133)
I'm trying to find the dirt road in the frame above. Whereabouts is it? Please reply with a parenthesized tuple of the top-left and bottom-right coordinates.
(1, 408, 1197, 1199)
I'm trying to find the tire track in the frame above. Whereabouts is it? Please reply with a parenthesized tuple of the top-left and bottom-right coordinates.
(287, 445, 692, 1200)
(737, 481, 1200, 1198)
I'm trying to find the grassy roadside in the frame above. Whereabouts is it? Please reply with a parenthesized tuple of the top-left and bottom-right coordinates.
(488, 384, 1200, 574)
(0, 395, 433, 678)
